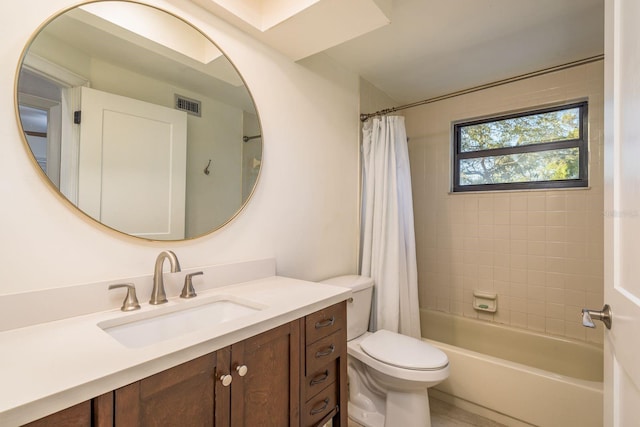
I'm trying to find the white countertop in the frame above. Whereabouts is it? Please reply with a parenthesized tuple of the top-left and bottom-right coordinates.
(0, 276, 351, 426)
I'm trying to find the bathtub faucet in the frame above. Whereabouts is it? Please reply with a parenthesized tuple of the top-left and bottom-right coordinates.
(581, 304, 612, 329)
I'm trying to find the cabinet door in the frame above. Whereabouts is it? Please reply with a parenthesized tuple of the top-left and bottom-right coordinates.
(228, 320, 301, 426)
(23, 392, 113, 427)
(115, 353, 216, 426)
(22, 400, 91, 427)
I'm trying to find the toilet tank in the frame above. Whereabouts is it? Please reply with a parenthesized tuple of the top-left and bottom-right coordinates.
(320, 275, 374, 340)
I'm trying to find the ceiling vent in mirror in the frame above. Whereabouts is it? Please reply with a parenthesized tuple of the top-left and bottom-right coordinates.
(175, 94, 201, 117)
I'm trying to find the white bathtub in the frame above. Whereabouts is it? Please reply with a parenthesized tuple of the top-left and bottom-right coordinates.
(420, 309, 603, 427)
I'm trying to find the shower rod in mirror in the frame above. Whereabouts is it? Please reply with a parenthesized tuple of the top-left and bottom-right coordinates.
(243, 134, 262, 142)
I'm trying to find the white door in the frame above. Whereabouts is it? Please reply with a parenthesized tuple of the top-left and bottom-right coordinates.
(603, 0, 640, 425)
(78, 87, 187, 240)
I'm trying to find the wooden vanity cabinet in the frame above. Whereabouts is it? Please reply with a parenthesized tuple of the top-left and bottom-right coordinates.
(115, 353, 217, 426)
(227, 320, 301, 426)
(111, 320, 301, 427)
(224, 301, 347, 427)
(23, 393, 113, 427)
(301, 302, 348, 427)
(22, 401, 91, 427)
(23, 302, 348, 427)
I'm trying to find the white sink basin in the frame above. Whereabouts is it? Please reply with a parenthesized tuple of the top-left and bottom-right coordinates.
(99, 296, 265, 348)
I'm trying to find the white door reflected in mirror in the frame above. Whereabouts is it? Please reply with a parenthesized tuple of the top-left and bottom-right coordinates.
(77, 87, 187, 240)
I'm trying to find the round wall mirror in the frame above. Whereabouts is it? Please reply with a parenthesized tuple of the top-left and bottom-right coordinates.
(16, 1, 262, 240)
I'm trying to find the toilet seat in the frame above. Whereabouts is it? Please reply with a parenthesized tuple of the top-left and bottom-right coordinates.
(360, 329, 448, 371)
(347, 332, 449, 384)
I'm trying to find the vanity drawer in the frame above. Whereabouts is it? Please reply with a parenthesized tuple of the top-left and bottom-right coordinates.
(302, 381, 338, 427)
(305, 302, 345, 345)
(304, 359, 338, 402)
(306, 329, 345, 375)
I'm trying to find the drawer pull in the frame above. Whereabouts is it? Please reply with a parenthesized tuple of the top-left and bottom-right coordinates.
(309, 370, 330, 386)
(310, 397, 330, 415)
(315, 344, 335, 358)
(315, 316, 335, 329)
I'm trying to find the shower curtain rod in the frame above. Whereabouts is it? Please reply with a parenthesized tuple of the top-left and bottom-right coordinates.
(359, 54, 604, 122)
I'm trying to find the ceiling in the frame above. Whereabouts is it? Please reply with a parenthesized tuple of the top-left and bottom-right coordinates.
(192, 0, 604, 106)
(37, 0, 606, 111)
(26, 4, 255, 112)
(320, 0, 605, 105)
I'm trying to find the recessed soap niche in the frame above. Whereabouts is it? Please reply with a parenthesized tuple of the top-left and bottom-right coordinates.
(473, 291, 497, 313)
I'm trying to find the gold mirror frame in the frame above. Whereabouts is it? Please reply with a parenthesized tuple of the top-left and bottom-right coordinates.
(15, 1, 262, 241)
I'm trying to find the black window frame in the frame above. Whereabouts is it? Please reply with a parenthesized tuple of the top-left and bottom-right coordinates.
(452, 101, 589, 192)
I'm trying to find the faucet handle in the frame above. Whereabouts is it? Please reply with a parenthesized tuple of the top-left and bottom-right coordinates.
(109, 283, 141, 311)
(181, 272, 203, 299)
(581, 304, 612, 329)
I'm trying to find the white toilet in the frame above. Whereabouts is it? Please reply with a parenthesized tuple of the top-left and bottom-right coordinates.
(321, 275, 449, 427)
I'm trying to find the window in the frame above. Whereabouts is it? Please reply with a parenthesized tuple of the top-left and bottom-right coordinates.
(453, 102, 588, 192)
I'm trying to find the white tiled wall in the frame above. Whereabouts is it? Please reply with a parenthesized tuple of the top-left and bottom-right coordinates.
(404, 61, 604, 344)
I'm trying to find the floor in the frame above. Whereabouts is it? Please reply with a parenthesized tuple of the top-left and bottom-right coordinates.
(346, 396, 507, 427)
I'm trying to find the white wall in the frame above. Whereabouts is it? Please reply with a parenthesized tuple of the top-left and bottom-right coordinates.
(181, 91, 243, 236)
(359, 77, 399, 117)
(0, 0, 360, 295)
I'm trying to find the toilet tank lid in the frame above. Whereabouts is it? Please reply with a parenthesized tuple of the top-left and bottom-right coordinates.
(319, 275, 374, 292)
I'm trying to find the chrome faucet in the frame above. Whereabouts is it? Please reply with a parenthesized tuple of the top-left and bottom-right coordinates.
(581, 304, 612, 329)
(149, 250, 181, 304)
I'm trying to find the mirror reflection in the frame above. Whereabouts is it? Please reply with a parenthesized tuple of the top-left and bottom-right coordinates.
(17, 1, 262, 240)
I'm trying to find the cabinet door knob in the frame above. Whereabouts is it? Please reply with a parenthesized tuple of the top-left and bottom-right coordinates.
(219, 374, 232, 387)
(235, 364, 248, 377)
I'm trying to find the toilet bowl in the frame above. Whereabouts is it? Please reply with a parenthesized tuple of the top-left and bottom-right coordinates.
(320, 275, 449, 427)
